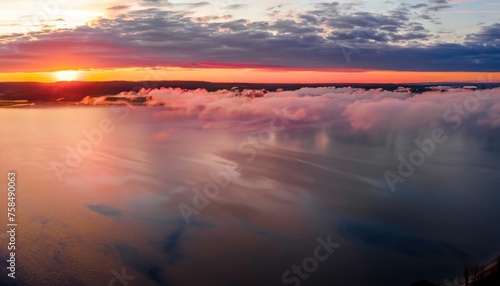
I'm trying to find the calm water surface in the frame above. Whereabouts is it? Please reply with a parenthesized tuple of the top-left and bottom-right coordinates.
(0, 106, 499, 286)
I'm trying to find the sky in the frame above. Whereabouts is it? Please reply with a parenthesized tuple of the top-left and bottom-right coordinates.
(0, 0, 499, 83)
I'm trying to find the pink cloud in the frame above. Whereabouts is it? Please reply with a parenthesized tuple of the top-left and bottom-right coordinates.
(83, 86, 500, 133)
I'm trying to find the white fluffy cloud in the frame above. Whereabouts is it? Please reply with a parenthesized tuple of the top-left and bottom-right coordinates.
(83, 86, 500, 132)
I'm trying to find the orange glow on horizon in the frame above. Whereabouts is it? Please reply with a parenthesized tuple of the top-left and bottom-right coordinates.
(0, 68, 499, 84)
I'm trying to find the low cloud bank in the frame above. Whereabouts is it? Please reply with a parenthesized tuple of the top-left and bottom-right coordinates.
(81, 86, 500, 132)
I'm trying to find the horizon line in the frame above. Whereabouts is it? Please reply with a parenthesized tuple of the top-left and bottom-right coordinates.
(2, 80, 500, 86)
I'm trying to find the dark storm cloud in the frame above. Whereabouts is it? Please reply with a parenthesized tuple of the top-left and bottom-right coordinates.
(0, 5, 499, 72)
(272, 19, 321, 34)
(465, 23, 500, 46)
(325, 12, 404, 29)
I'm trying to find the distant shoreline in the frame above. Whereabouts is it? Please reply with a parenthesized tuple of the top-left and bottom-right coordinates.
(1, 81, 499, 103)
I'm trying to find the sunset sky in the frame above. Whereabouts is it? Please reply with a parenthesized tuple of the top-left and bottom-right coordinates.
(1, 0, 499, 83)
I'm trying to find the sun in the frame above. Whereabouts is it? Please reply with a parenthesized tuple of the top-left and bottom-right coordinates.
(54, 70, 81, 81)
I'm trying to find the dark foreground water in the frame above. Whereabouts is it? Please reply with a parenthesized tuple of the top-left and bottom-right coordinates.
(0, 106, 499, 286)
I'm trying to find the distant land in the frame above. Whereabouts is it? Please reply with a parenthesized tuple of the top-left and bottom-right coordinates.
(1, 81, 500, 103)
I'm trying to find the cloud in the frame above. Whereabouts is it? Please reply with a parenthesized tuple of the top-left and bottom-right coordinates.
(410, 3, 428, 9)
(188, 1, 210, 8)
(0, 6, 499, 72)
(224, 4, 247, 10)
(83, 86, 500, 133)
(141, 0, 172, 7)
(465, 23, 500, 46)
(107, 5, 130, 11)
(427, 0, 454, 11)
